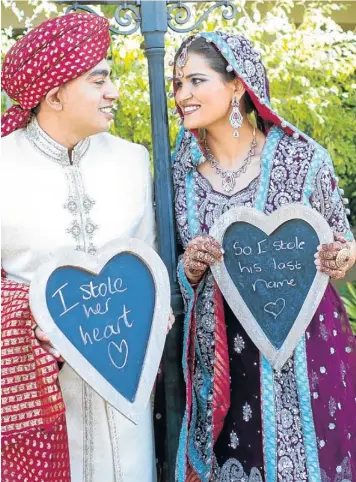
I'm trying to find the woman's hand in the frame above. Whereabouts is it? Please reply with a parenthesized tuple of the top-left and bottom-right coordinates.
(183, 235, 224, 285)
(314, 234, 355, 279)
(34, 326, 64, 362)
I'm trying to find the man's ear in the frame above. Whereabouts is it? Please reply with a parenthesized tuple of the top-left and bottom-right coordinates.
(45, 86, 63, 111)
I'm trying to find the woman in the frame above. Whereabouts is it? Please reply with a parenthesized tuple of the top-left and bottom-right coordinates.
(171, 32, 356, 482)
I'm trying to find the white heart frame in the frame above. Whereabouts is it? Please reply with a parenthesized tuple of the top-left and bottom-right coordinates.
(29, 238, 170, 424)
(210, 205, 333, 371)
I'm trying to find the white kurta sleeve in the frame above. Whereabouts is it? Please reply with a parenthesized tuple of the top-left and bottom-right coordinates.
(135, 147, 157, 251)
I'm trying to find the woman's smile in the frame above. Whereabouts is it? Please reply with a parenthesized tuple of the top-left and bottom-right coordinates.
(183, 105, 201, 116)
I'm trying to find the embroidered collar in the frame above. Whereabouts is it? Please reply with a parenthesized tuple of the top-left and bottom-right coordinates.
(25, 116, 90, 166)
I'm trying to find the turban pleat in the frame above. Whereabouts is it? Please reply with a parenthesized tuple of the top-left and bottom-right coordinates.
(1, 12, 110, 137)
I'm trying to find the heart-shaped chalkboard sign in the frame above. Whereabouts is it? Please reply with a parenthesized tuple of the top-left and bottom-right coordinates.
(30, 238, 170, 423)
(210, 205, 333, 370)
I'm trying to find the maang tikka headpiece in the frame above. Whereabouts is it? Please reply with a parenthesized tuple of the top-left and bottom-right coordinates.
(176, 36, 195, 77)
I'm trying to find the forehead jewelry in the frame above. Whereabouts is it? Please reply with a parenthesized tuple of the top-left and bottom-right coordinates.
(176, 37, 195, 78)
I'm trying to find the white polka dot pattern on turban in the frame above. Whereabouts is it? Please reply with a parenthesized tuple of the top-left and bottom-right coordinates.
(1, 12, 110, 137)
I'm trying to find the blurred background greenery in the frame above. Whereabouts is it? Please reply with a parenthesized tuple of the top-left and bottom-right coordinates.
(341, 281, 356, 333)
(1, 0, 355, 324)
(3, 0, 355, 225)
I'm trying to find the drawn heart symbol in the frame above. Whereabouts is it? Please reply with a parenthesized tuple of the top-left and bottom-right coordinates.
(210, 205, 332, 370)
(30, 238, 170, 423)
(263, 298, 286, 319)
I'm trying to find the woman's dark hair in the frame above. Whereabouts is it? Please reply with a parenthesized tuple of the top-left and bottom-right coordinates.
(175, 37, 266, 133)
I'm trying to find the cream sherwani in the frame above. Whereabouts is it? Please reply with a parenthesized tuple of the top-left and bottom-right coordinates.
(1, 117, 157, 482)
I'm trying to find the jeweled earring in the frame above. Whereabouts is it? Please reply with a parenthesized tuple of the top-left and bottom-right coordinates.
(229, 94, 243, 138)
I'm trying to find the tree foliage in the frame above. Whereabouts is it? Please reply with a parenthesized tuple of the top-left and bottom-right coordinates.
(340, 282, 356, 334)
(2, 0, 355, 226)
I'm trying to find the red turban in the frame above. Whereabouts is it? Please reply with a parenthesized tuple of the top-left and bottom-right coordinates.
(1, 12, 110, 137)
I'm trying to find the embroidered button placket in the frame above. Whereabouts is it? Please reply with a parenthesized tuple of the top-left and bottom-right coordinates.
(26, 117, 97, 254)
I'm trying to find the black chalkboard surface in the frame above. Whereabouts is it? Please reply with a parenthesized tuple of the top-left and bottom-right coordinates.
(210, 205, 333, 369)
(223, 220, 317, 349)
(45, 253, 155, 403)
(30, 238, 170, 423)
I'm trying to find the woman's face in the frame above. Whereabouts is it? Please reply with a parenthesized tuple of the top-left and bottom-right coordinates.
(174, 52, 236, 131)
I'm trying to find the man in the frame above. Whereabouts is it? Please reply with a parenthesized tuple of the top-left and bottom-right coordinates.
(2, 12, 158, 482)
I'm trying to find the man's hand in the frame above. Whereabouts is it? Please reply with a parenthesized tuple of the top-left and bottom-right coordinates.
(34, 326, 64, 361)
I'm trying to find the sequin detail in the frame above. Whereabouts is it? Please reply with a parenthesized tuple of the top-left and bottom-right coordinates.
(242, 402, 252, 422)
(26, 117, 98, 253)
(234, 334, 245, 354)
(274, 360, 308, 481)
(229, 430, 240, 449)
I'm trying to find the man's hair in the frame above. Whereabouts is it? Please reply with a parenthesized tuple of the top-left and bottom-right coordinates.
(31, 105, 40, 115)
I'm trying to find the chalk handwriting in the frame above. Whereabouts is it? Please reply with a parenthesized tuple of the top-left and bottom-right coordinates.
(80, 276, 127, 300)
(108, 340, 129, 370)
(233, 236, 305, 257)
(238, 262, 262, 274)
(263, 298, 286, 319)
(52, 282, 80, 317)
(229, 235, 307, 297)
(83, 297, 111, 319)
(50, 273, 137, 372)
(252, 278, 296, 292)
(79, 305, 133, 345)
(272, 259, 302, 271)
